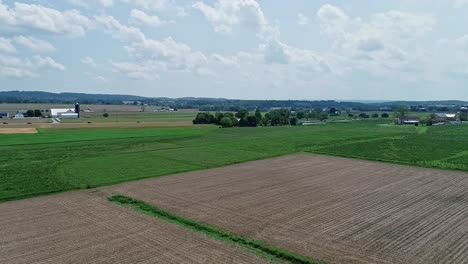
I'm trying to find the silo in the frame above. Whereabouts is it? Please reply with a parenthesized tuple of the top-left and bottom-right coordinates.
(75, 103, 80, 118)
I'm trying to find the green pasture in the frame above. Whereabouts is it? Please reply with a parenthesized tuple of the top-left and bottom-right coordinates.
(1, 121, 467, 202)
(60, 111, 197, 123)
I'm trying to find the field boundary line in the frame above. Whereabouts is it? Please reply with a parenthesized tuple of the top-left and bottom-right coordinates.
(108, 194, 325, 264)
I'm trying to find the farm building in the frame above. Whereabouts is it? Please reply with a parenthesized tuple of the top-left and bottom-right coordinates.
(51, 109, 78, 119)
(0, 112, 9, 119)
(51, 104, 80, 119)
(435, 113, 457, 122)
(13, 110, 26, 119)
(396, 116, 420, 125)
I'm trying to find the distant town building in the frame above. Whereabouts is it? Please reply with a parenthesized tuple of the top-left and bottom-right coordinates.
(434, 113, 457, 123)
(0, 112, 9, 119)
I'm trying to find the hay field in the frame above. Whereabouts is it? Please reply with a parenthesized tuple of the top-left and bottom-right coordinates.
(107, 154, 468, 264)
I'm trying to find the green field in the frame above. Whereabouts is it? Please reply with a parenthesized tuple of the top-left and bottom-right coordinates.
(1, 121, 468, 202)
(60, 111, 197, 123)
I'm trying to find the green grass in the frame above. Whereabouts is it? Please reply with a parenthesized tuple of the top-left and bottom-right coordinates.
(1, 120, 468, 202)
(108, 195, 324, 264)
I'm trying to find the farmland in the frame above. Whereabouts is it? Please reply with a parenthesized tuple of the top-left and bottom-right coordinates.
(1, 121, 468, 202)
(0, 191, 272, 264)
(106, 154, 468, 264)
(59, 111, 198, 124)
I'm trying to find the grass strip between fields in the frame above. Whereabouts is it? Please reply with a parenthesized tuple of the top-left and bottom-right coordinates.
(108, 195, 325, 264)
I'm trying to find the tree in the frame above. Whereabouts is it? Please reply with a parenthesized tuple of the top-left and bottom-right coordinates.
(371, 113, 379, 118)
(214, 112, 225, 125)
(420, 116, 433, 126)
(329, 108, 337, 116)
(318, 113, 329, 121)
(235, 108, 249, 119)
(381, 113, 389, 118)
(290, 116, 298, 126)
(359, 113, 369, 119)
(220, 117, 233, 128)
(246, 114, 258, 127)
(461, 108, 468, 121)
(26, 110, 34, 117)
(255, 108, 262, 125)
(395, 105, 409, 118)
(34, 110, 42, 117)
(103, 113, 109, 118)
(296, 111, 305, 120)
(348, 113, 354, 118)
(262, 113, 271, 126)
(307, 111, 318, 119)
(192, 112, 214, 124)
(269, 109, 290, 126)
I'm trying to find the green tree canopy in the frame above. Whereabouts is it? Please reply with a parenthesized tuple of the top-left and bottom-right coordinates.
(395, 106, 409, 118)
(220, 117, 234, 128)
(235, 108, 249, 119)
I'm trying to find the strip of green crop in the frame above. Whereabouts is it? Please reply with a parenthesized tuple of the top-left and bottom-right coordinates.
(108, 195, 324, 264)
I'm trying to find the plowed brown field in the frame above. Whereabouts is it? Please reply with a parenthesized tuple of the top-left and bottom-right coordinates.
(107, 154, 468, 264)
(0, 191, 271, 264)
(0, 128, 37, 134)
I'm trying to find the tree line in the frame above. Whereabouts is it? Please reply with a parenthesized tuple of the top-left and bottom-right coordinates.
(193, 109, 300, 127)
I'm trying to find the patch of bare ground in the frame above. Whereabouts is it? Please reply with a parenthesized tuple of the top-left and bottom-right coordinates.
(0, 191, 271, 264)
(0, 128, 37, 134)
(105, 153, 468, 264)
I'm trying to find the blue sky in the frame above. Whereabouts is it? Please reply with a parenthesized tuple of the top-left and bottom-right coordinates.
(0, 0, 468, 100)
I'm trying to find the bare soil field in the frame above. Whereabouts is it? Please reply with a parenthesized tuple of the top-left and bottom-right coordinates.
(0, 128, 37, 134)
(0, 191, 271, 264)
(107, 154, 468, 264)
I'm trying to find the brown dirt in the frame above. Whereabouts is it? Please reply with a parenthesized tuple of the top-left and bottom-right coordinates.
(0, 128, 37, 134)
(106, 153, 468, 264)
(0, 190, 271, 264)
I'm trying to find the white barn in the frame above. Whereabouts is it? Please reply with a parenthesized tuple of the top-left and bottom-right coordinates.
(51, 109, 78, 119)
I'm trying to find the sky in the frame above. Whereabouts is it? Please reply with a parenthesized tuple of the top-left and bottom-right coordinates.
(0, 0, 468, 100)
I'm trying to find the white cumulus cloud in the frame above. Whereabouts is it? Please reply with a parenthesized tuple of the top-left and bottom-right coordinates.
(0, 1, 93, 37)
(193, 0, 268, 34)
(70, 0, 114, 8)
(13, 36, 55, 53)
(0, 53, 65, 78)
(34, 56, 66, 71)
(0, 37, 16, 53)
(129, 9, 170, 28)
(81, 56, 97, 67)
(120, 0, 170, 10)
